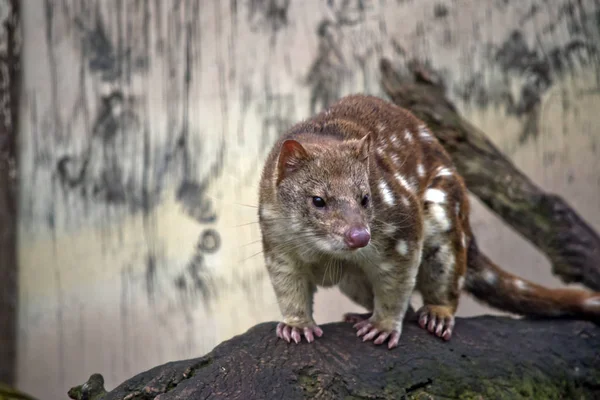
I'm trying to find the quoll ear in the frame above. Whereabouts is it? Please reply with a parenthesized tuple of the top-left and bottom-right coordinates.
(356, 133, 371, 162)
(276, 139, 310, 184)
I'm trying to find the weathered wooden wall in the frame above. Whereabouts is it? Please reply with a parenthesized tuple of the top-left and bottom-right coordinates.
(17, 1, 600, 399)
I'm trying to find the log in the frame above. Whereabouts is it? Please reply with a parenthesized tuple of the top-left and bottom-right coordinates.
(380, 59, 600, 292)
(68, 317, 600, 399)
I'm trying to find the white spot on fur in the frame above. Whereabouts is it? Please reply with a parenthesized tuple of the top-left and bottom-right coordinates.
(461, 232, 467, 248)
(433, 207, 450, 231)
(377, 147, 385, 156)
(377, 123, 386, 132)
(584, 297, 600, 308)
(396, 240, 409, 256)
(423, 203, 451, 237)
(514, 279, 528, 290)
(395, 173, 414, 192)
(437, 243, 455, 270)
(378, 179, 395, 206)
(457, 276, 465, 290)
(383, 224, 396, 235)
(418, 125, 432, 140)
(424, 188, 446, 203)
(401, 196, 411, 208)
(390, 134, 399, 145)
(379, 262, 395, 272)
(436, 168, 452, 177)
(416, 163, 425, 177)
(260, 205, 276, 220)
(483, 270, 497, 285)
(404, 129, 413, 142)
(390, 154, 400, 165)
(455, 203, 460, 217)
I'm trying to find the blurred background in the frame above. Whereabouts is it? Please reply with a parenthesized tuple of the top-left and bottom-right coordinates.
(0, 1, 599, 399)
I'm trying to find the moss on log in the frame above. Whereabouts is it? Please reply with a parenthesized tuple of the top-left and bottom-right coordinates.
(68, 316, 599, 399)
(379, 59, 600, 292)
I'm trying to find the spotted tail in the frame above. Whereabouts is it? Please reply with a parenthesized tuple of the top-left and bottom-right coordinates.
(463, 236, 600, 323)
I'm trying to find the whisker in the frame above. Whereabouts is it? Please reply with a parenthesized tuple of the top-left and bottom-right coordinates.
(203, 194, 259, 211)
(240, 239, 262, 248)
(234, 202, 258, 209)
(234, 221, 260, 227)
(233, 216, 296, 228)
(239, 250, 264, 264)
(322, 259, 331, 286)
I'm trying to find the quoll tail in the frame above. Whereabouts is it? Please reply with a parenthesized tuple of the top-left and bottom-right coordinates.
(464, 236, 600, 323)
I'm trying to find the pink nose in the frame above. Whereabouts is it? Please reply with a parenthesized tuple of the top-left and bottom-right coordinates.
(344, 226, 371, 249)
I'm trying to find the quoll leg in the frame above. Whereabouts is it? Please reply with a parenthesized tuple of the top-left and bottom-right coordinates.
(418, 172, 468, 341)
(265, 252, 323, 344)
(417, 236, 466, 341)
(352, 252, 420, 349)
(338, 268, 374, 325)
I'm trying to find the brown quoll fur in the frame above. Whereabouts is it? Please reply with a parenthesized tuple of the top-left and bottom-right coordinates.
(258, 94, 600, 349)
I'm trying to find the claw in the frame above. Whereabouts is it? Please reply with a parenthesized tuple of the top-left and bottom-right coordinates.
(427, 316, 437, 332)
(356, 323, 373, 337)
(303, 327, 314, 343)
(388, 331, 401, 349)
(442, 328, 453, 341)
(353, 319, 371, 331)
(435, 321, 444, 337)
(362, 327, 380, 342)
(291, 327, 301, 344)
(275, 322, 324, 344)
(419, 313, 428, 329)
(282, 325, 291, 343)
(417, 306, 456, 342)
(373, 331, 390, 345)
(314, 326, 324, 337)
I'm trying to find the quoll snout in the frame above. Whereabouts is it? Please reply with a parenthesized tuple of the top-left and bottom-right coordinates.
(344, 225, 371, 249)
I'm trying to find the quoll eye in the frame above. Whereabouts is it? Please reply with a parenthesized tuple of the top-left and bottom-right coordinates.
(361, 194, 370, 208)
(312, 196, 326, 208)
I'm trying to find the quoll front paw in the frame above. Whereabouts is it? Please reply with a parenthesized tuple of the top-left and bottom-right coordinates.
(353, 318, 402, 349)
(276, 322, 323, 344)
(417, 305, 455, 341)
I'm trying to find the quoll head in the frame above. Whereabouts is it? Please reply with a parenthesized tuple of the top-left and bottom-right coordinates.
(274, 135, 374, 256)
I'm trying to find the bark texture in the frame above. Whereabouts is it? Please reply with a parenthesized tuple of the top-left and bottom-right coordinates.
(380, 58, 600, 292)
(68, 317, 600, 399)
(0, 0, 20, 386)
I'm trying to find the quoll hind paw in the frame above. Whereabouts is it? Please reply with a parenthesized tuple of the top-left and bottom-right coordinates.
(342, 312, 373, 324)
(276, 322, 323, 344)
(417, 305, 455, 341)
(353, 319, 401, 349)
